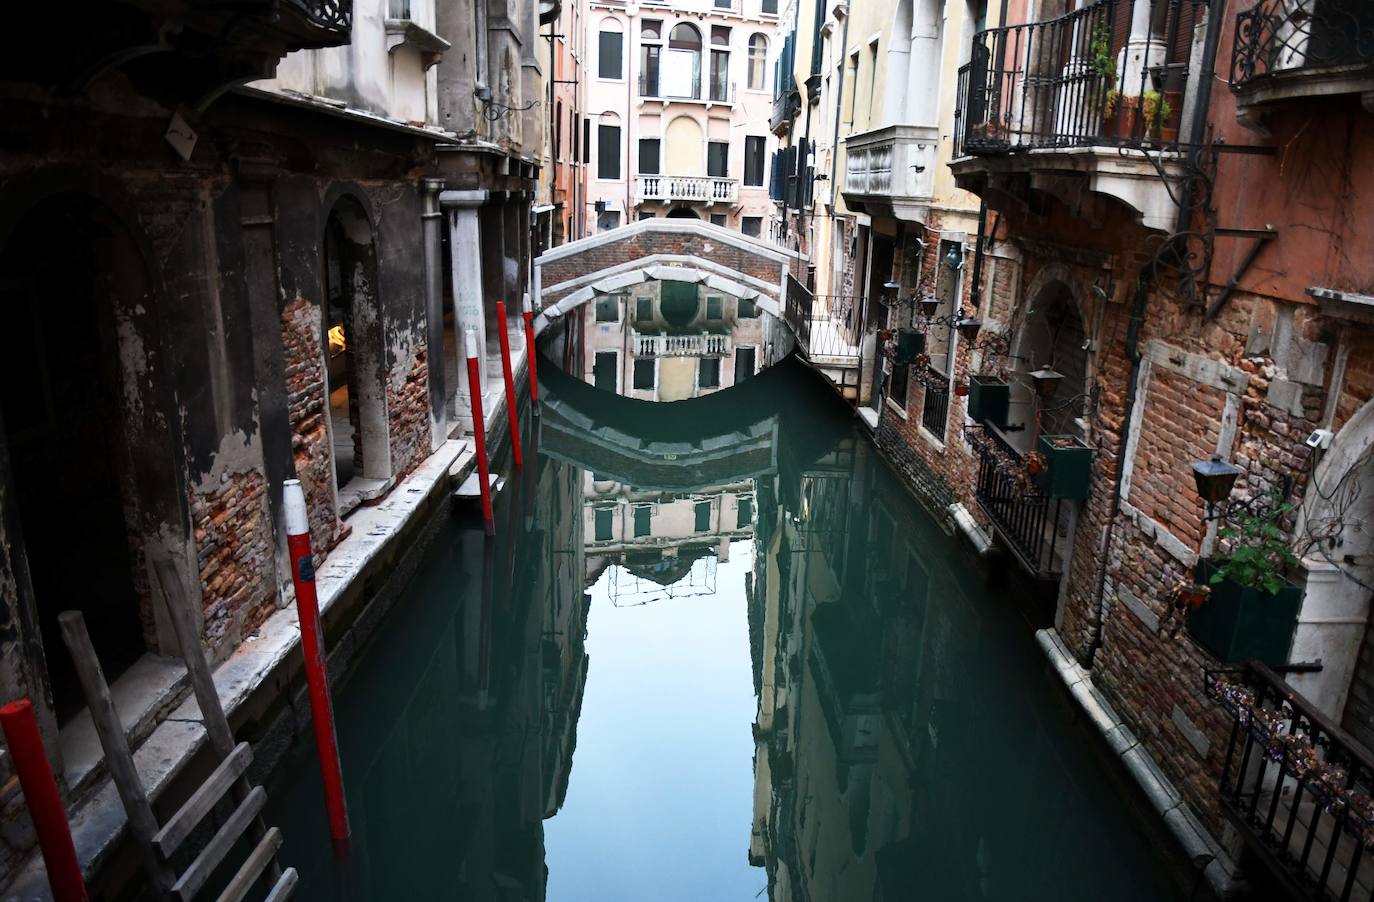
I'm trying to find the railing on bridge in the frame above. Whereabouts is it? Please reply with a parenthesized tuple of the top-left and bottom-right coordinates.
(784, 274, 813, 350)
(953, 0, 1205, 158)
(1206, 662, 1374, 902)
(635, 175, 739, 205)
(633, 331, 732, 358)
(972, 427, 1070, 578)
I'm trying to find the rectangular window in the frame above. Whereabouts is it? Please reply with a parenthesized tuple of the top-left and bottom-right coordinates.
(710, 50, 730, 101)
(595, 507, 614, 541)
(634, 505, 652, 537)
(761, 0, 777, 12)
(706, 296, 723, 320)
(699, 357, 721, 388)
(598, 124, 621, 179)
(741, 216, 762, 237)
(694, 500, 712, 532)
(594, 350, 618, 391)
(737, 298, 758, 318)
(635, 297, 654, 322)
(744, 136, 766, 186)
(597, 210, 621, 232)
(737, 496, 753, 528)
(710, 213, 727, 227)
(599, 29, 623, 79)
(707, 141, 729, 178)
(638, 211, 656, 221)
(583, 117, 591, 165)
(633, 357, 655, 390)
(595, 295, 620, 322)
(889, 362, 909, 409)
(640, 45, 660, 96)
(639, 138, 661, 175)
(734, 346, 756, 383)
(714, 0, 731, 8)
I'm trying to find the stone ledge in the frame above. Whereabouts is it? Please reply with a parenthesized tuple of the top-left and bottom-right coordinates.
(1035, 627, 1240, 897)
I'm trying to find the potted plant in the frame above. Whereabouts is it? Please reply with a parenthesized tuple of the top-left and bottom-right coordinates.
(1187, 493, 1303, 666)
(1036, 434, 1092, 500)
(968, 374, 1010, 427)
(1143, 90, 1176, 143)
(1087, 25, 1118, 136)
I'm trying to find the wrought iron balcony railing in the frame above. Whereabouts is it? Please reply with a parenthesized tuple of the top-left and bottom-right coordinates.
(635, 175, 738, 204)
(954, 0, 1206, 157)
(972, 427, 1072, 578)
(1207, 662, 1374, 902)
(282, 0, 353, 39)
(920, 368, 950, 439)
(1231, 0, 1374, 88)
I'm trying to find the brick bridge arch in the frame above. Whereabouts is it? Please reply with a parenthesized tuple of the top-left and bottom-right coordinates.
(532, 219, 805, 334)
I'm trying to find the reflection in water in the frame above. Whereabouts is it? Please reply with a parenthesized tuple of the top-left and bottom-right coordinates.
(267, 297, 1182, 900)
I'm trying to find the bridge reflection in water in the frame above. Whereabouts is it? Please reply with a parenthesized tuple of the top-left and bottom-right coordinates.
(266, 326, 1187, 899)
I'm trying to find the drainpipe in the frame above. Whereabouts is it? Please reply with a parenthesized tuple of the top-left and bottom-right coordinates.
(423, 178, 447, 445)
(1086, 0, 1225, 667)
(968, 199, 988, 313)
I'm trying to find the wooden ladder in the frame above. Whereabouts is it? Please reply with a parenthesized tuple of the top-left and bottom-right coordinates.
(58, 558, 298, 901)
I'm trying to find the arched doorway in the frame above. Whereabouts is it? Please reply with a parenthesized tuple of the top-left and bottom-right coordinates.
(1007, 281, 1088, 453)
(0, 197, 153, 723)
(665, 116, 704, 176)
(666, 207, 700, 219)
(322, 196, 390, 492)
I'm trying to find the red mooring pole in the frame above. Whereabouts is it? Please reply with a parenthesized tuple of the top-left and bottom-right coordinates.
(466, 328, 496, 534)
(495, 300, 523, 469)
(522, 292, 540, 415)
(283, 480, 350, 855)
(0, 700, 87, 902)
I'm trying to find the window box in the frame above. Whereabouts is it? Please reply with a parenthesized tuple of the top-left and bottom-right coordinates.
(967, 374, 1009, 427)
(1187, 560, 1301, 667)
(1035, 434, 1091, 500)
(894, 329, 925, 364)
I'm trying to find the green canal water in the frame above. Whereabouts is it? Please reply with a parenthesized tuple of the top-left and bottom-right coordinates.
(266, 355, 1185, 901)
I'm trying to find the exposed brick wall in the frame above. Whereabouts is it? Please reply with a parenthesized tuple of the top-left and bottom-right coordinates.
(189, 471, 275, 661)
(387, 349, 432, 480)
(281, 294, 344, 555)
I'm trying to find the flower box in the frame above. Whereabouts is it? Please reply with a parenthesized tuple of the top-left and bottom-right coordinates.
(1036, 434, 1092, 500)
(1187, 559, 1301, 666)
(895, 329, 925, 364)
(967, 375, 1010, 427)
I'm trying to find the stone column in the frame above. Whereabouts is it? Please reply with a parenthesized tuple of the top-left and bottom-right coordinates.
(503, 194, 523, 316)
(441, 189, 489, 430)
(423, 178, 448, 445)
(480, 195, 507, 358)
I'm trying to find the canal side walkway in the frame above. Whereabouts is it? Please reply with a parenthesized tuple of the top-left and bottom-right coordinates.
(4, 351, 529, 899)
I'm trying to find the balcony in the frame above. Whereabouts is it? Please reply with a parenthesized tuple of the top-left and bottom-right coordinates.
(633, 332, 732, 358)
(842, 125, 939, 223)
(639, 76, 736, 106)
(1230, 0, 1374, 137)
(950, 0, 1206, 231)
(1207, 663, 1374, 902)
(635, 175, 739, 205)
(972, 427, 1075, 579)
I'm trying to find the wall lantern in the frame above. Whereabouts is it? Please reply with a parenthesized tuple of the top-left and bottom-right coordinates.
(594, 199, 607, 214)
(918, 296, 941, 318)
(1029, 365, 1064, 400)
(943, 244, 964, 271)
(881, 280, 901, 306)
(1190, 455, 1245, 520)
(955, 316, 983, 341)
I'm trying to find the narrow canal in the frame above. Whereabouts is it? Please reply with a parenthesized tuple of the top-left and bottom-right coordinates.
(266, 347, 1186, 900)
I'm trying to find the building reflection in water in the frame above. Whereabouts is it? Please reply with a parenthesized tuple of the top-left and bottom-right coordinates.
(271, 286, 1178, 901)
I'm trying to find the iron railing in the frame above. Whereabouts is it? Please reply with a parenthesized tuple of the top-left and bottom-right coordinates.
(283, 0, 353, 32)
(973, 427, 1069, 578)
(1231, 0, 1374, 88)
(784, 274, 812, 349)
(921, 367, 950, 439)
(1207, 662, 1374, 902)
(954, 0, 1205, 157)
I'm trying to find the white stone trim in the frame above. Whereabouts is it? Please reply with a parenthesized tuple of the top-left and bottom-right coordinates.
(534, 217, 801, 266)
(541, 253, 783, 302)
(1120, 499, 1199, 568)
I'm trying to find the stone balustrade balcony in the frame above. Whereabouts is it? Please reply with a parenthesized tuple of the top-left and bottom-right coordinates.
(841, 124, 940, 223)
(635, 175, 739, 206)
(632, 331, 732, 358)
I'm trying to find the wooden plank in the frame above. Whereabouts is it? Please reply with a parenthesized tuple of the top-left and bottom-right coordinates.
(213, 827, 283, 902)
(151, 558, 236, 757)
(171, 785, 266, 902)
(263, 867, 298, 902)
(152, 742, 253, 859)
(58, 611, 177, 897)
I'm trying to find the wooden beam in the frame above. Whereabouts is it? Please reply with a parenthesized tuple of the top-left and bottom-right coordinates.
(215, 828, 286, 902)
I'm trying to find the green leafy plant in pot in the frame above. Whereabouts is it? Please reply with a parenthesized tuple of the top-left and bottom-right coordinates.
(1187, 490, 1303, 665)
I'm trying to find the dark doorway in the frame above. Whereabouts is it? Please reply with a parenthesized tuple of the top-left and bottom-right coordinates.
(666, 207, 700, 219)
(734, 346, 756, 384)
(0, 199, 148, 724)
(594, 351, 619, 392)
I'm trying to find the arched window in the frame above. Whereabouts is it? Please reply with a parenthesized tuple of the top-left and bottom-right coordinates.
(598, 19, 624, 80)
(666, 23, 702, 99)
(747, 34, 768, 91)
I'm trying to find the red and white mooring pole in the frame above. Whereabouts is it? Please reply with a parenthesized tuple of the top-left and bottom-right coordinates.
(465, 329, 495, 534)
(0, 700, 86, 902)
(283, 481, 350, 855)
(522, 292, 540, 415)
(495, 300, 523, 469)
